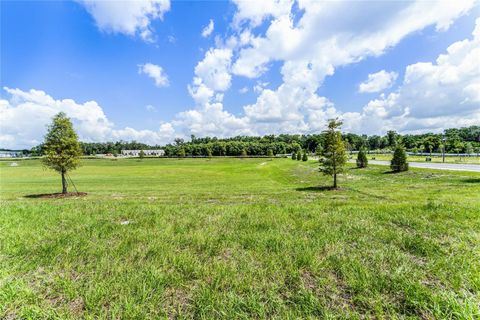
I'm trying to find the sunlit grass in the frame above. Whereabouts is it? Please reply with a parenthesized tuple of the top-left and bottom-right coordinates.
(1, 158, 479, 318)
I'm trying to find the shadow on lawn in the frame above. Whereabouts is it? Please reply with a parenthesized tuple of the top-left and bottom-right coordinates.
(462, 178, 480, 184)
(296, 186, 338, 192)
(25, 192, 87, 199)
(383, 170, 403, 174)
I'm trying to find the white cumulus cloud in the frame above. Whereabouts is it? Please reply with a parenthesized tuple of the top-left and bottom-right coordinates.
(347, 17, 480, 134)
(78, 0, 170, 41)
(138, 63, 169, 87)
(201, 19, 214, 38)
(359, 70, 398, 93)
(0, 87, 174, 149)
(174, 6, 480, 140)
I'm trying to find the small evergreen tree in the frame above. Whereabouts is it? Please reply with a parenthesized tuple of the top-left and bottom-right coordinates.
(319, 119, 347, 189)
(42, 112, 82, 194)
(390, 145, 409, 172)
(297, 151, 302, 160)
(178, 148, 186, 158)
(356, 149, 368, 168)
(291, 152, 296, 160)
(139, 150, 145, 159)
(302, 152, 308, 161)
(465, 142, 473, 155)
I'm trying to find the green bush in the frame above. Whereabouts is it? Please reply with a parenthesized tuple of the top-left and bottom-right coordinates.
(356, 149, 368, 168)
(302, 152, 308, 161)
(291, 153, 296, 160)
(390, 145, 409, 172)
(297, 151, 302, 161)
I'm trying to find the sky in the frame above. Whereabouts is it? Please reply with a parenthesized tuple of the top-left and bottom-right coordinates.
(1, 0, 479, 149)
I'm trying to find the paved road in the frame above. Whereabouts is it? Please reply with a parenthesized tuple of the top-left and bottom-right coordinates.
(357, 160, 480, 173)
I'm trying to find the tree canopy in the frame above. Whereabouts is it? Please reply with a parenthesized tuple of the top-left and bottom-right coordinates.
(319, 119, 347, 189)
(42, 112, 82, 193)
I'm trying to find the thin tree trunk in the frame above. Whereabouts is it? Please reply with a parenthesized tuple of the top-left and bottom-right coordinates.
(61, 171, 67, 194)
(333, 173, 337, 189)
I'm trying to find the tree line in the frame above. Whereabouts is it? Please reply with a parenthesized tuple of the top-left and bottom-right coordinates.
(28, 126, 480, 158)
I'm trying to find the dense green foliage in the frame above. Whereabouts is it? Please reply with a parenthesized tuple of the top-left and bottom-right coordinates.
(1, 158, 479, 318)
(302, 151, 308, 161)
(319, 119, 347, 188)
(356, 149, 368, 168)
(27, 126, 480, 157)
(391, 145, 409, 172)
(41, 112, 82, 193)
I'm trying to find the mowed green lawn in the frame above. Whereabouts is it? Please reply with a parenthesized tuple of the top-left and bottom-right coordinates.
(1, 158, 479, 319)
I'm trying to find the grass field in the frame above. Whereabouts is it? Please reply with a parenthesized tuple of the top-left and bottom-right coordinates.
(1, 158, 479, 319)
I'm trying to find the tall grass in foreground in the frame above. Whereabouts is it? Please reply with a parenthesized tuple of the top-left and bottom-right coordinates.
(1, 158, 479, 318)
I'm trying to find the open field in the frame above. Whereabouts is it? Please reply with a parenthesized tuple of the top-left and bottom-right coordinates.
(1, 158, 480, 319)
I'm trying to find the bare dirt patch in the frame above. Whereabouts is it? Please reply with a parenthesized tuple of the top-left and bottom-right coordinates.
(25, 192, 87, 199)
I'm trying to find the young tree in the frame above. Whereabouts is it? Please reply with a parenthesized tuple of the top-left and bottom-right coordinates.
(42, 112, 82, 194)
(241, 148, 248, 157)
(390, 145, 409, 172)
(291, 152, 296, 160)
(297, 151, 302, 161)
(465, 142, 474, 155)
(386, 130, 398, 148)
(178, 147, 186, 158)
(206, 147, 213, 158)
(139, 150, 145, 159)
(319, 119, 347, 188)
(302, 151, 308, 162)
(267, 148, 274, 158)
(356, 148, 368, 168)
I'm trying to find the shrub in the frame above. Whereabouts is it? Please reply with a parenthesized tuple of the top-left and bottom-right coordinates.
(297, 151, 302, 160)
(356, 149, 368, 168)
(302, 152, 308, 161)
(291, 153, 296, 160)
(390, 145, 409, 172)
(267, 149, 274, 158)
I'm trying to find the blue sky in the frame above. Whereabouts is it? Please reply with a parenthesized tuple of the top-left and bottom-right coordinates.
(1, 0, 479, 148)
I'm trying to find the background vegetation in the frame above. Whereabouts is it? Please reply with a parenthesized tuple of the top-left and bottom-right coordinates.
(22, 126, 480, 157)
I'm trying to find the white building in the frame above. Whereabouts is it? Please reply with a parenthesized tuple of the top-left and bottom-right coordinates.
(0, 151, 22, 158)
(121, 149, 165, 157)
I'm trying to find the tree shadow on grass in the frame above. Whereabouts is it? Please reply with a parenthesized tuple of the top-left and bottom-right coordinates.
(462, 178, 480, 183)
(296, 186, 338, 192)
(383, 170, 402, 174)
(25, 192, 87, 199)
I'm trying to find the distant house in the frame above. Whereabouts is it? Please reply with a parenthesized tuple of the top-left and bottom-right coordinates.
(0, 151, 22, 158)
(121, 149, 165, 157)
